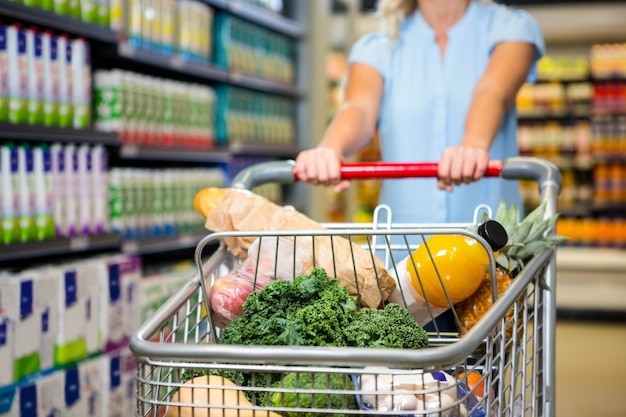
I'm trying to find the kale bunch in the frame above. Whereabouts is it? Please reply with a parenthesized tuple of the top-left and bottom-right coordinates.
(270, 372, 358, 416)
(220, 268, 357, 347)
(344, 303, 429, 350)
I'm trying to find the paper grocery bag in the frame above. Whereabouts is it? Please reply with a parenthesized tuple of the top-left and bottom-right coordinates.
(203, 188, 396, 308)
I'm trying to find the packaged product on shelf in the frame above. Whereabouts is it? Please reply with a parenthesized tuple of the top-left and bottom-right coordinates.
(76, 144, 92, 236)
(121, 348, 137, 417)
(17, 146, 36, 242)
(80, 0, 99, 24)
(100, 347, 135, 417)
(161, 169, 175, 236)
(33, 145, 55, 241)
(1, 145, 20, 244)
(7, 25, 28, 125)
(0, 25, 8, 123)
(160, 0, 176, 56)
(57, 36, 74, 129)
(69, 357, 102, 417)
(42, 32, 60, 127)
(50, 144, 65, 238)
(44, 261, 101, 366)
(25, 29, 44, 126)
(71, 38, 92, 129)
(94, 69, 122, 133)
(95, 254, 141, 353)
(0, 271, 58, 384)
(91, 145, 109, 235)
(54, 0, 70, 15)
(110, 0, 124, 31)
(35, 369, 65, 416)
(108, 169, 123, 237)
(68, 0, 82, 19)
(100, 349, 125, 417)
(96, 0, 111, 27)
(63, 144, 78, 237)
(121, 169, 138, 240)
(128, 0, 143, 49)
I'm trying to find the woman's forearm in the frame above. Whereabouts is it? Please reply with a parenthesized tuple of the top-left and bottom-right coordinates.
(462, 86, 509, 150)
(320, 102, 378, 158)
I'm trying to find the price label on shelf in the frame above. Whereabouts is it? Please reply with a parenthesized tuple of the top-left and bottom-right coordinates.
(69, 237, 90, 251)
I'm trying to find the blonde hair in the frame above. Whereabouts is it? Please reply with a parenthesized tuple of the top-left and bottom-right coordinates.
(376, 0, 418, 40)
(376, 0, 494, 39)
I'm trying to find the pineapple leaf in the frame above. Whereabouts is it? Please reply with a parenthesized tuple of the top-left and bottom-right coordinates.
(515, 240, 553, 260)
(525, 218, 552, 243)
(501, 203, 520, 238)
(497, 255, 520, 274)
(522, 201, 547, 228)
(494, 199, 509, 224)
(511, 221, 532, 245)
(481, 211, 491, 223)
(543, 235, 569, 246)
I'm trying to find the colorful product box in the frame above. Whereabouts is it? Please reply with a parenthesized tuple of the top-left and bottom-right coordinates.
(0, 271, 58, 385)
(65, 358, 102, 417)
(45, 260, 102, 367)
(100, 349, 125, 417)
(96, 254, 141, 354)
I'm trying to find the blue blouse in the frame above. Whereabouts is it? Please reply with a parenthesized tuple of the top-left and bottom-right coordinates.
(348, 1, 545, 224)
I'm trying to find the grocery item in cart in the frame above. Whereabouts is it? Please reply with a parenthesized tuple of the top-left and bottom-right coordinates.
(195, 187, 396, 308)
(209, 236, 308, 327)
(356, 367, 486, 417)
(387, 219, 507, 326)
(455, 200, 567, 335)
(168, 375, 282, 417)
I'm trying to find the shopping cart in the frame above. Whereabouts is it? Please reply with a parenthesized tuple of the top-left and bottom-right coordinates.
(130, 156, 562, 417)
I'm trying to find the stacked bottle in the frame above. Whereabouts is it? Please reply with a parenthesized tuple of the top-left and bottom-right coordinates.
(0, 24, 92, 129)
(94, 69, 216, 148)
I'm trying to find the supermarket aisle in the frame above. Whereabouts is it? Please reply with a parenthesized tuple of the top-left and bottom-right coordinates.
(556, 320, 626, 417)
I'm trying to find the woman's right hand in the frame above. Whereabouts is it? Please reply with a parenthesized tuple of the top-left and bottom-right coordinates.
(294, 147, 351, 193)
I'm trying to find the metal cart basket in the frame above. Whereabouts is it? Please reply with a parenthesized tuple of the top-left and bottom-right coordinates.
(130, 157, 562, 417)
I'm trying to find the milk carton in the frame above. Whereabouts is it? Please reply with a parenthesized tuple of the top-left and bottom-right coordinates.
(97, 254, 141, 353)
(0, 271, 58, 384)
(52, 260, 102, 367)
(121, 348, 136, 417)
(65, 358, 101, 417)
(100, 349, 125, 417)
(36, 371, 65, 416)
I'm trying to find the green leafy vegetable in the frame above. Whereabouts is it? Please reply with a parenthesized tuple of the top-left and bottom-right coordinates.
(344, 303, 429, 349)
(220, 268, 357, 347)
(270, 372, 358, 416)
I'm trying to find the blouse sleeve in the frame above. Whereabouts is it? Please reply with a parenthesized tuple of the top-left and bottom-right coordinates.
(348, 32, 391, 80)
(488, 8, 545, 83)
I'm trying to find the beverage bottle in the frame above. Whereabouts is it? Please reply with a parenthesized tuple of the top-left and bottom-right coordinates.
(388, 220, 508, 326)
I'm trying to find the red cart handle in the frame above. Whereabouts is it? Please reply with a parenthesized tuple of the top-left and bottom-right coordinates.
(293, 160, 503, 181)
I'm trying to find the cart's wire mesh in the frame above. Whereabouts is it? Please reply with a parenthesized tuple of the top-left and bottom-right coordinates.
(132, 223, 553, 417)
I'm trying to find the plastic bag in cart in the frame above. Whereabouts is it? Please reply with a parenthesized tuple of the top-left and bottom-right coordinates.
(209, 236, 308, 327)
(353, 368, 487, 417)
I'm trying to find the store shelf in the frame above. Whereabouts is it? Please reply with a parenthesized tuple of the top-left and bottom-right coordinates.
(226, 72, 300, 97)
(116, 44, 299, 96)
(0, 123, 119, 145)
(121, 232, 208, 255)
(119, 145, 231, 163)
(0, 0, 118, 43)
(204, 0, 304, 38)
(518, 113, 591, 122)
(0, 233, 121, 263)
(117, 43, 228, 82)
(227, 142, 299, 157)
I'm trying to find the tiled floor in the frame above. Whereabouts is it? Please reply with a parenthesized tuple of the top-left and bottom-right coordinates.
(556, 320, 626, 417)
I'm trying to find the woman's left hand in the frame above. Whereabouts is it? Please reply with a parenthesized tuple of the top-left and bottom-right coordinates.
(437, 145, 490, 191)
